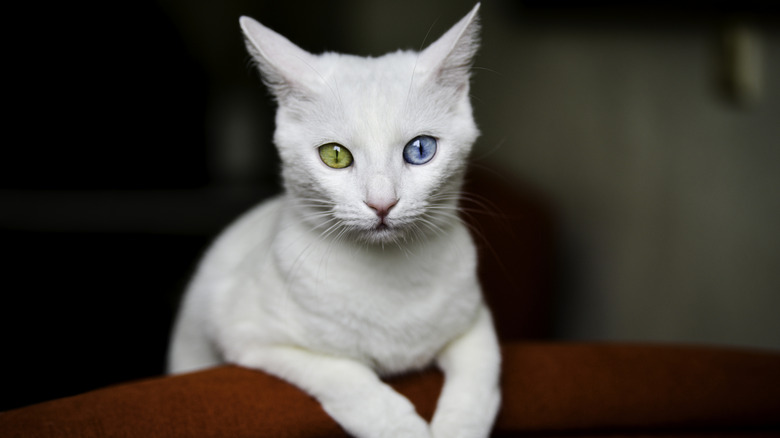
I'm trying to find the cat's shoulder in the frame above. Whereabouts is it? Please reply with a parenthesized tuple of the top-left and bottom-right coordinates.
(203, 194, 285, 264)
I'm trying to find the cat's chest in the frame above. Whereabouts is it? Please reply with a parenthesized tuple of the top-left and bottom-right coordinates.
(275, 229, 481, 373)
(291, 276, 481, 374)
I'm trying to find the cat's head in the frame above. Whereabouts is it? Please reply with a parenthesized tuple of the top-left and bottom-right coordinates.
(241, 4, 480, 245)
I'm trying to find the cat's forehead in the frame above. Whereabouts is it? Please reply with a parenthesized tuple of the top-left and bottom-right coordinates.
(298, 52, 432, 137)
(315, 51, 420, 91)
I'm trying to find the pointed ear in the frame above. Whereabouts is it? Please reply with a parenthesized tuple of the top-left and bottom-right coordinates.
(418, 3, 481, 91)
(239, 16, 318, 100)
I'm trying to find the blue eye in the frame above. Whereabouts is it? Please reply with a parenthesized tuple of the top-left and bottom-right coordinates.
(403, 135, 437, 165)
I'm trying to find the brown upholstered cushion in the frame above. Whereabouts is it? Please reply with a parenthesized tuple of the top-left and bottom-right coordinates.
(2, 343, 779, 437)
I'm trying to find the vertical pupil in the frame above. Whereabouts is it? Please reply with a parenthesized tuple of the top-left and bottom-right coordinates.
(333, 145, 340, 160)
(417, 140, 423, 157)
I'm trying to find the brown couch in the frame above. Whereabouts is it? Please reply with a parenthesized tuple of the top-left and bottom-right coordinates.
(3, 169, 778, 436)
(2, 342, 779, 437)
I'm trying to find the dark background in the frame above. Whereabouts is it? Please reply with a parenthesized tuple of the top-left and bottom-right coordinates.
(3, 0, 268, 410)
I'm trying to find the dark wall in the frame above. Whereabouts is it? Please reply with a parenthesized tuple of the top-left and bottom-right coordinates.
(5, 1, 238, 410)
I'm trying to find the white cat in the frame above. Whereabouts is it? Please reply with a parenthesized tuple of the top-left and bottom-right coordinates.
(167, 4, 500, 437)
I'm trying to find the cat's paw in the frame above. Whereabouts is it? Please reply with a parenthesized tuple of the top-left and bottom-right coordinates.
(430, 388, 500, 438)
(321, 385, 431, 438)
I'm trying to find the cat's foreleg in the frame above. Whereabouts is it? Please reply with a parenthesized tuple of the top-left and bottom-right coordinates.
(228, 344, 432, 438)
(430, 306, 501, 438)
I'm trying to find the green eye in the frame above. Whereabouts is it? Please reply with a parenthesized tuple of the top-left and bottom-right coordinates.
(318, 143, 353, 169)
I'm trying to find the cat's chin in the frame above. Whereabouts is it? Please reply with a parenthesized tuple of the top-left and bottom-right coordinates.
(363, 226, 400, 244)
(354, 223, 409, 246)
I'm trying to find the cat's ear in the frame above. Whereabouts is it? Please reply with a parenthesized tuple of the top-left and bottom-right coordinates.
(418, 3, 481, 91)
(239, 16, 318, 100)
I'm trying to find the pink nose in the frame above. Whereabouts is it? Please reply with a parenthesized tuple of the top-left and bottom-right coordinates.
(366, 199, 398, 219)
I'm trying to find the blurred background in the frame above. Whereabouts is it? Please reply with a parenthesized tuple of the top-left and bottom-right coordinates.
(2, 0, 778, 411)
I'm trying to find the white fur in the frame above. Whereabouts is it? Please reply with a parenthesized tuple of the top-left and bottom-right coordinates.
(168, 4, 500, 438)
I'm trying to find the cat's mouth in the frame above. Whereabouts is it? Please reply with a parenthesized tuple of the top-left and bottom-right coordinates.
(375, 222, 390, 231)
(360, 219, 402, 244)
(370, 209, 395, 233)
(334, 211, 414, 245)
